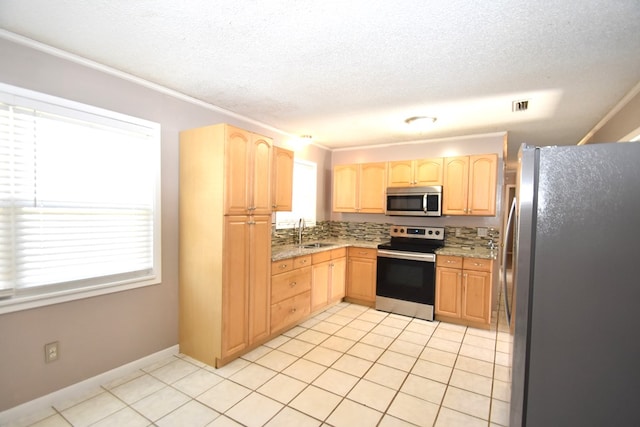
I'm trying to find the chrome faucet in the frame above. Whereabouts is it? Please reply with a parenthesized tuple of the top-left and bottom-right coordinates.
(297, 218, 305, 245)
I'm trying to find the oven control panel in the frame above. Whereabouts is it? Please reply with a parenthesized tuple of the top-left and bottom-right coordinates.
(389, 226, 444, 240)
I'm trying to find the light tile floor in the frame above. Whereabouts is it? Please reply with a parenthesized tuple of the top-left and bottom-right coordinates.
(11, 302, 512, 427)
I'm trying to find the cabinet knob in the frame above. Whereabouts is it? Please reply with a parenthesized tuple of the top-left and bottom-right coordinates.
(290, 307, 297, 313)
(289, 281, 297, 287)
(279, 264, 287, 269)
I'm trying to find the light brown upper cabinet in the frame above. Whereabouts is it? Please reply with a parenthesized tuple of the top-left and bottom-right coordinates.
(333, 162, 387, 213)
(272, 147, 294, 212)
(225, 125, 273, 215)
(387, 158, 443, 187)
(442, 154, 497, 216)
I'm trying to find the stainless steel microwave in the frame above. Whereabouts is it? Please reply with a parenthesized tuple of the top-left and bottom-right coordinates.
(385, 186, 442, 216)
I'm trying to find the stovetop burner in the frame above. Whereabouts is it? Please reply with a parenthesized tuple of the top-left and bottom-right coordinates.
(377, 225, 445, 253)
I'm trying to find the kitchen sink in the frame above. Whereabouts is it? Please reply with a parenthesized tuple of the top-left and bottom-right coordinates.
(300, 242, 336, 249)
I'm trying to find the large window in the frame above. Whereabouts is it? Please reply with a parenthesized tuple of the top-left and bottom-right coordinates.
(0, 83, 161, 313)
(275, 159, 317, 229)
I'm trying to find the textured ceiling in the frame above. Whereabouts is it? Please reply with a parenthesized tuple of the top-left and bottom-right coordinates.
(1, 0, 640, 167)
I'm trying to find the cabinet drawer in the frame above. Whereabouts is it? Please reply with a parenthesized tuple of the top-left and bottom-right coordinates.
(271, 291, 311, 332)
(463, 257, 493, 272)
(437, 255, 463, 268)
(331, 247, 347, 258)
(272, 258, 294, 274)
(271, 266, 312, 303)
(348, 247, 377, 259)
(293, 255, 311, 269)
(312, 250, 331, 264)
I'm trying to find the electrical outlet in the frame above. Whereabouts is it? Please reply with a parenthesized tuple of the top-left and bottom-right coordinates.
(455, 228, 461, 237)
(45, 341, 59, 363)
(477, 227, 488, 237)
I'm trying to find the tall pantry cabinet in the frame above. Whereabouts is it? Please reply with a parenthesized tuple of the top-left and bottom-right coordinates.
(179, 124, 273, 368)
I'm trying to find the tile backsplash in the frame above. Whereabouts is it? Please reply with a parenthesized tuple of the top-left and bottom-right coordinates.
(272, 221, 499, 248)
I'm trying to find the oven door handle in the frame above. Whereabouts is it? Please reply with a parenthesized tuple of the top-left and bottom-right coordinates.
(377, 249, 436, 262)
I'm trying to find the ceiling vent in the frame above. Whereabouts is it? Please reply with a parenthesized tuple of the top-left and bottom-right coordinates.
(512, 99, 529, 112)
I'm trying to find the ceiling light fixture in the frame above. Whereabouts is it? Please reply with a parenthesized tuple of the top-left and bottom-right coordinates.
(405, 116, 437, 126)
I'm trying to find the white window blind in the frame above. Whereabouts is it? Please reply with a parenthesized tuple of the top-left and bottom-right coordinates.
(0, 83, 161, 310)
(275, 159, 317, 229)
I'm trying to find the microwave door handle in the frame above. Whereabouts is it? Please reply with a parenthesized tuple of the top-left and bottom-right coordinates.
(423, 194, 427, 213)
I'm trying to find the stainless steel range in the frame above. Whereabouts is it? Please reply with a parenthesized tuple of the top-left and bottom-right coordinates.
(376, 225, 444, 321)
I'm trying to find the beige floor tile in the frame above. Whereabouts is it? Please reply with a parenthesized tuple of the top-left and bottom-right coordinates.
(377, 350, 418, 372)
(310, 320, 342, 335)
(312, 367, 359, 396)
(206, 415, 243, 426)
(348, 318, 377, 332)
(326, 399, 383, 427)
(27, 413, 73, 427)
(371, 324, 403, 338)
(490, 398, 510, 426)
(141, 356, 177, 374)
(264, 334, 291, 348)
(442, 386, 491, 420)
(347, 379, 396, 412)
(155, 400, 219, 427)
(494, 351, 511, 367)
(282, 325, 305, 338)
(255, 349, 298, 371)
(435, 407, 487, 427)
(495, 340, 510, 353)
(172, 368, 224, 398)
(319, 335, 356, 352)
(332, 353, 374, 377)
(289, 385, 342, 421)
(449, 369, 493, 396)
(381, 315, 411, 329)
(277, 338, 315, 357)
(229, 363, 277, 390)
(405, 319, 437, 335)
(347, 342, 385, 361)
(493, 364, 510, 382)
(357, 310, 388, 324)
(225, 392, 283, 427)
(378, 413, 418, 427)
(386, 392, 439, 427)
(52, 388, 104, 412)
(492, 379, 511, 402)
(130, 386, 190, 422)
(60, 392, 126, 426)
(463, 334, 496, 350)
(263, 407, 321, 427)
(110, 374, 165, 404)
(240, 345, 272, 362)
(282, 358, 326, 383)
(458, 343, 495, 363)
(388, 339, 424, 357)
(400, 374, 446, 405)
(359, 332, 395, 349)
(397, 329, 431, 346)
(324, 314, 352, 326)
(419, 347, 457, 367)
(333, 325, 368, 341)
(101, 369, 146, 390)
(92, 407, 150, 427)
(208, 358, 250, 378)
(411, 359, 453, 384)
(149, 358, 200, 384)
(426, 337, 462, 354)
(466, 327, 497, 340)
(454, 355, 494, 378)
(196, 380, 251, 413)
(257, 373, 307, 404)
(302, 346, 342, 366)
(295, 329, 330, 345)
(363, 363, 408, 390)
(436, 322, 467, 333)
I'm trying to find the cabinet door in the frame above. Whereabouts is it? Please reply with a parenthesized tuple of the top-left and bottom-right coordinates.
(272, 147, 294, 211)
(329, 257, 346, 303)
(387, 160, 414, 187)
(358, 162, 387, 213)
(415, 158, 443, 186)
(248, 215, 271, 344)
(346, 256, 376, 303)
(462, 269, 491, 324)
(251, 135, 273, 215)
(222, 216, 249, 357)
(333, 164, 358, 212)
(225, 126, 251, 215)
(442, 156, 469, 215)
(467, 154, 497, 216)
(311, 261, 330, 311)
(435, 267, 461, 318)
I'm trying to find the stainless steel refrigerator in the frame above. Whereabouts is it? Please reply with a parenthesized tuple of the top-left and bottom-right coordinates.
(506, 142, 640, 427)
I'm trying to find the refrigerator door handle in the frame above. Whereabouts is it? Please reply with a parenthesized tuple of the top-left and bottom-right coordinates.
(503, 196, 517, 326)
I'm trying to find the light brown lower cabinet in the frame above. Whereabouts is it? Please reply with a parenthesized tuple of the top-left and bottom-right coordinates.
(345, 247, 377, 306)
(311, 248, 346, 311)
(270, 255, 312, 333)
(435, 255, 494, 328)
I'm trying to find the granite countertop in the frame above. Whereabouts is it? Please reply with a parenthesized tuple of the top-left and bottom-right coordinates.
(436, 246, 497, 260)
(272, 239, 381, 261)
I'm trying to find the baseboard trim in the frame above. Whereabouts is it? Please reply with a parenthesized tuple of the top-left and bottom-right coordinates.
(0, 345, 179, 424)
